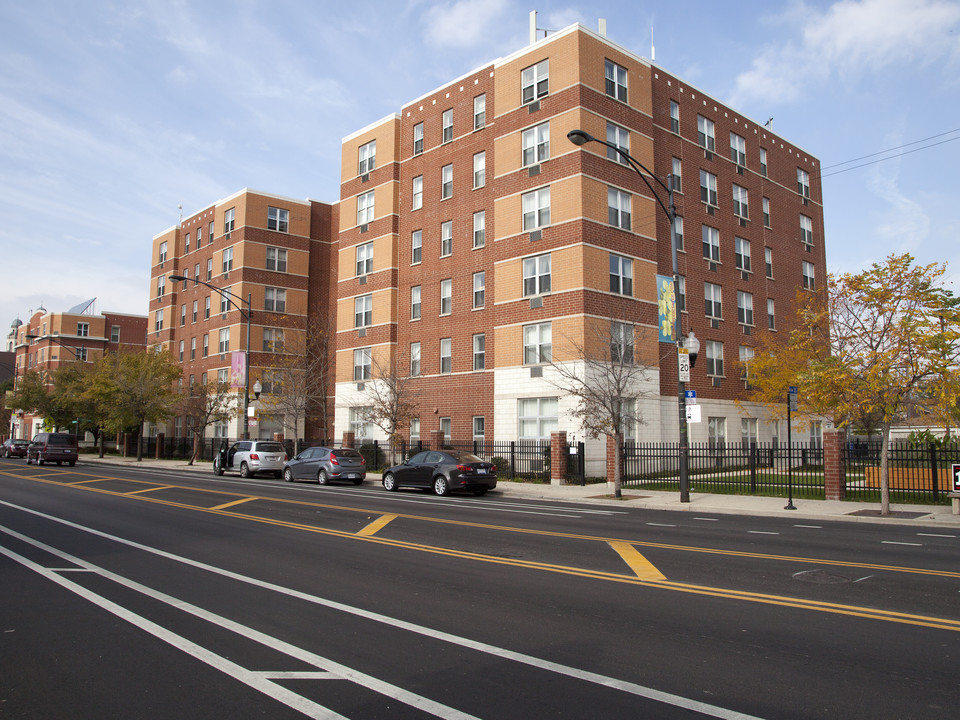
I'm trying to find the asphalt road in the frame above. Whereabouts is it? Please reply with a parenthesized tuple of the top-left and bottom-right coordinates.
(1, 458, 958, 719)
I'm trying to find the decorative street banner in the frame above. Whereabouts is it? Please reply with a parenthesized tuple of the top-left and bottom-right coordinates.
(656, 274, 677, 343)
(230, 351, 246, 391)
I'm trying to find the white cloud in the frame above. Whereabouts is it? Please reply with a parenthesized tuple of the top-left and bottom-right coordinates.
(730, 0, 960, 106)
(424, 0, 511, 47)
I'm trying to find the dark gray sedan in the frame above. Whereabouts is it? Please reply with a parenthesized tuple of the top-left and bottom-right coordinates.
(283, 446, 366, 485)
(381, 450, 497, 496)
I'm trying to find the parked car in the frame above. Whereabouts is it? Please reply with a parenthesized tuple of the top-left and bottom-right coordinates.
(381, 450, 497, 496)
(25, 432, 78, 466)
(2, 439, 30, 458)
(213, 440, 287, 478)
(283, 446, 366, 485)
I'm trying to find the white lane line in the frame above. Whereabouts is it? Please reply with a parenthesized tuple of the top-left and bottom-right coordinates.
(882, 541, 923, 547)
(693, 517, 719, 522)
(794, 525, 822, 529)
(0, 525, 479, 720)
(646, 523, 676, 528)
(748, 531, 779, 535)
(917, 533, 956, 538)
(1, 500, 766, 720)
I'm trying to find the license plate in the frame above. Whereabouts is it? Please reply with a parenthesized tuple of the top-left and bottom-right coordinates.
(476, 468, 486, 474)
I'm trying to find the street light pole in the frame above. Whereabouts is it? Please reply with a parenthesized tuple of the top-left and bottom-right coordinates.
(568, 129, 695, 502)
(170, 276, 254, 440)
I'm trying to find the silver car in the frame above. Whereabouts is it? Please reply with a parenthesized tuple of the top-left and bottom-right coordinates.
(283, 446, 366, 485)
(213, 440, 288, 478)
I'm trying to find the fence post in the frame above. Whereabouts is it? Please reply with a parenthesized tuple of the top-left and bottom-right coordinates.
(510, 441, 516, 478)
(929, 442, 940, 502)
(750, 441, 757, 493)
(823, 428, 845, 500)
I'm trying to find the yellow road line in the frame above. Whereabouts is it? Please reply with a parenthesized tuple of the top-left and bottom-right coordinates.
(68, 478, 113, 485)
(357, 514, 398, 537)
(609, 541, 667, 581)
(124, 486, 174, 496)
(209, 497, 260, 511)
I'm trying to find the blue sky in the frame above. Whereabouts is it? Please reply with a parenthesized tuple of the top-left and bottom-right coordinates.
(1, 0, 958, 332)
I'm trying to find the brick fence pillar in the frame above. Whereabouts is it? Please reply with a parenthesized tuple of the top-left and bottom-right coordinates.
(823, 428, 846, 501)
(429, 430, 445, 449)
(342, 431, 355, 449)
(605, 433, 623, 489)
(550, 431, 567, 486)
(155, 432, 164, 459)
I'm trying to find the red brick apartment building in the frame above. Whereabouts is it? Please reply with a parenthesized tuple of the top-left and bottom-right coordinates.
(9, 301, 146, 439)
(150, 189, 338, 440)
(335, 22, 826, 463)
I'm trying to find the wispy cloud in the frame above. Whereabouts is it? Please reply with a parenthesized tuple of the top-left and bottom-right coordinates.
(424, 0, 511, 47)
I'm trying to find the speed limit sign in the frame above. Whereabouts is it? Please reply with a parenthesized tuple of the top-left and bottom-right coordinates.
(678, 348, 690, 382)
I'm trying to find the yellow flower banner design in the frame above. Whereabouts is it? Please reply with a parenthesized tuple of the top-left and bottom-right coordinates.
(656, 274, 677, 343)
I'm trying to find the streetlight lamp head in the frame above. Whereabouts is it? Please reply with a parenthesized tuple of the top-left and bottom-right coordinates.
(169, 274, 186, 282)
(685, 331, 700, 368)
(253, 380, 262, 400)
(567, 129, 596, 146)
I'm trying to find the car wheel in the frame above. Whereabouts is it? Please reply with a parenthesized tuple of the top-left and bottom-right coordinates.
(433, 476, 449, 496)
(317, 469, 329, 485)
(240, 462, 251, 478)
(472, 488, 488, 496)
(213, 458, 224, 476)
(283, 468, 294, 482)
(382, 473, 398, 491)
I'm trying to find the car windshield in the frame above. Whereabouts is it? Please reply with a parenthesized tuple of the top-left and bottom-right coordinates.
(256, 442, 285, 452)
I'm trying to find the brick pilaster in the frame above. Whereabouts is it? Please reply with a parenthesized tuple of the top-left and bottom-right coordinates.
(342, 431, 355, 449)
(823, 428, 845, 501)
(550, 431, 567, 486)
(429, 430, 445, 449)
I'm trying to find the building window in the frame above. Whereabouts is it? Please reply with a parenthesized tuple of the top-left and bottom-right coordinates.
(224, 208, 235, 234)
(473, 416, 485, 443)
(357, 190, 375, 225)
(765, 248, 773, 279)
(203, 334, 209, 357)
(473, 151, 485, 188)
(671, 157, 682, 193)
(730, 132, 746, 166)
(797, 168, 810, 198)
(677, 275, 686, 312)
(523, 322, 552, 364)
(609, 254, 633, 296)
(264, 287, 286, 312)
(606, 122, 630, 165)
(157, 275, 165, 298)
(196, 226, 203, 245)
(354, 347, 371, 381)
(705, 282, 722, 320)
(208, 221, 215, 243)
(411, 285, 421, 320)
(263, 328, 284, 353)
(440, 338, 452, 374)
(473, 333, 485, 370)
(158, 241, 167, 264)
(222, 247, 233, 274)
(708, 417, 727, 448)
(412, 175, 423, 210)
(349, 407, 373, 440)
(218, 368, 229, 385)
(735, 237, 751, 272)
(700, 170, 718, 206)
(763, 197, 771, 228)
(154, 309, 163, 332)
(760, 148, 768, 177)
(702, 225, 720, 262)
(190, 337, 196, 360)
(206, 258, 212, 280)
(523, 253, 551, 296)
(220, 287, 231, 315)
(410, 418, 420, 444)
(732, 184, 749, 219)
(441, 220, 453, 257)
(439, 164, 453, 200)
(267, 207, 289, 232)
(802, 261, 816, 290)
(610, 321, 634, 364)
(473, 272, 485, 308)
(474, 93, 486, 130)
(810, 421, 823, 450)
(697, 115, 715, 151)
(358, 140, 376, 175)
(604, 59, 627, 102)
(218, 328, 230, 354)
(111, 325, 120, 342)
(674, 216, 685, 251)
(739, 347, 755, 386)
(413, 122, 424, 156)
(473, 211, 485, 248)
(518, 397, 558, 442)
(521, 122, 550, 167)
(410, 342, 421, 376)
(442, 109, 453, 143)
(608, 187, 632, 230)
(194, 263, 200, 285)
(266, 247, 287, 272)
(439, 417, 452, 441)
(412, 230, 422, 264)
(356, 242, 373, 276)
(767, 298, 776, 330)
(440, 279, 452, 315)
(522, 187, 550, 231)
(180, 304, 186, 326)
(178, 340, 184, 362)
(355, 294, 372, 327)
(705, 340, 724, 377)
(737, 291, 754, 326)
(76, 322, 89, 337)
(521, 59, 548, 104)
(204, 296, 210, 320)
(669, 100, 680, 133)
(801, 215, 813, 246)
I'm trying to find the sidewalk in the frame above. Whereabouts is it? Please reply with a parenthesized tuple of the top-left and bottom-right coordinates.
(79, 454, 960, 527)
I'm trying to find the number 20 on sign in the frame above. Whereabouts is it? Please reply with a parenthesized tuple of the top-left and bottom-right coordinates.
(678, 348, 690, 383)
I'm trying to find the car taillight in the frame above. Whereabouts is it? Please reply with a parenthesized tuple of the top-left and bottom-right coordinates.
(250, 453, 259, 460)
(456, 464, 472, 472)
(330, 456, 340, 465)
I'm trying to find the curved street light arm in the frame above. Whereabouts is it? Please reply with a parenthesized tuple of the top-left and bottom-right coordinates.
(169, 275, 251, 319)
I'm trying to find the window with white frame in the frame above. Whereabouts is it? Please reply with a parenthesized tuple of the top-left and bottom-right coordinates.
(760, 148, 768, 176)
(732, 184, 749, 219)
(474, 93, 486, 129)
(671, 157, 682, 193)
(411, 230, 422, 264)
(357, 190, 375, 225)
(608, 187, 631, 230)
(700, 170, 718, 206)
(797, 168, 810, 198)
(266, 247, 287, 272)
(74, 322, 88, 337)
(523, 322, 552, 364)
(410, 342, 421, 376)
(473, 151, 485, 188)
(473, 416, 485, 443)
(157, 275, 165, 298)
(735, 237, 751, 272)
(705, 340, 723, 377)
(222, 247, 233, 274)
(264, 287, 286, 312)
(522, 187, 550, 230)
(739, 346, 755, 383)
(409, 417, 420, 444)
(767, 298, 776, 329)
(809, 421, 823, 449)
(609, 254, 633, 296)
(263, 328, 284, 353)
(158, 241, 167, 264)
(204, 296, 210, 319)
(674, 216, 685, 251)
(178, 340, 184, 362)
(218, 328, 230, 354)
(111, 325, 120, 342)
(705, 282, 722, 320)
(677, 275, 686, 312)
(522, 122, 550, 166)
(267, 207, 289, 232)
(155, 309, 163, 332)
(730, 132, 746, 165)
(355, 294, 372, 327)
(473, 333, 485, 370)
(702, 225, 720, 261)
(440, 279, 452, 315)
(610, 321, 634, 364)
(411, 285, 421, 320)
(180, 304, 186, 326)
(206, 258, 212, 280)
(473, 210, 485, 248)
(763, 197, 771, 228)
(441, 220, 452, 257)
(218, 368, 229, 385)
(521, 59, 548, 104)
(349, 406, 373, 440)
(697, 115, 716, 151)
(473, 271, 485, 308)
(440, 338, 451, 374)
(741, 417, 758, 445)
(518, 397, 558, 442)
(606, 122, 630, 165)
(358, 140, 376, 175)
(800, 215, 813, 245)
(604, 59, 627, 101)
(737, 291, 754, 326)
(669, 100, 680, 133)
(413, 122, 424, 155)
(439, 417, 451, 441)
(765, 247, 773, 278)
(356, 242, 373, 276)
(202, 334, 208, 357)
(802, 261, 816, 290)
(442, 108, 453, 143)
(441, 164, 453, 199)
(224, 208, 235, 234)
(412, 175, 423, 210)
(214, 420, 229, 438)
(353, 347, 371, 381)
(522, 253, 551, 296)
(194, 263, 200, 284)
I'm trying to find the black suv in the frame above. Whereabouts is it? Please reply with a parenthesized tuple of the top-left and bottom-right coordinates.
(26, 433, 79, 466)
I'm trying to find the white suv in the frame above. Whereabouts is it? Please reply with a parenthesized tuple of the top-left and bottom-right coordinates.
(214, 440, 288, 478)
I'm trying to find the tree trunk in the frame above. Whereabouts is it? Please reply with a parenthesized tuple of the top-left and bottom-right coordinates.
(136, 422, 144, 462)
(880, 422, 891, 516)
(189, 431, 200, 465)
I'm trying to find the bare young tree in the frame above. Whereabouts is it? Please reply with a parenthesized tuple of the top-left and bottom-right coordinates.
(177, 381, 237, 464)
(549, 319, 656, 498)
(358, 346, 420, 465)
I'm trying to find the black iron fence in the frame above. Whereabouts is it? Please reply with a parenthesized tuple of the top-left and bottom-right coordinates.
(844, 440, 959, 503)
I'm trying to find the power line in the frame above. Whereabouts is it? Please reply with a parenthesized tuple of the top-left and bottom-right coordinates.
(820, 127, 960, 170)
(820, 135, 960, 179)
